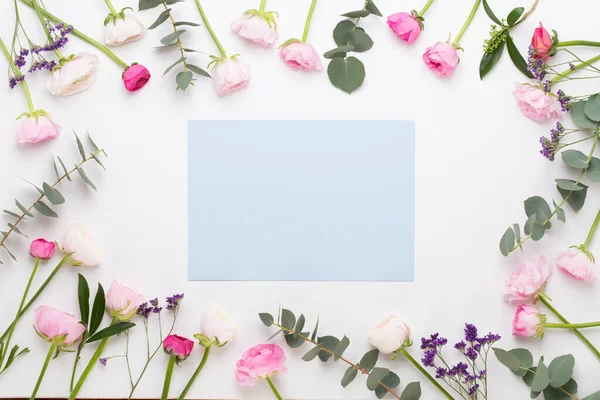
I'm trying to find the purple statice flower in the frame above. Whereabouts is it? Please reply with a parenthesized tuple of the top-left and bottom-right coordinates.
(31, 23, 73, 54)
(150, 298, 159, 307)
(28, 60, 56, 73)
(465, 347, 478, 361)
(454, 340, 466, 351)
(9, 75, 25, 89)
(478, 332, 502, 345)
(99, 357, 108, 366)
(468, 383, 480, 396)
(542, 80, 552, 93)
(166, 293, 184, 311)
(435, 367, 447, 378)
(478, 370, 487, 379)
(539, 122, 565, 161)
(448, 362, 469, 377)
(569, 62, 576, 71)
(527, 45, 547, 81)
(422, 349, 437, 367)
(464, 323, 478, 342)
(136, 302, 153, 319)
(14, 49, 28, 69)
(152, 306, 163, 314)
(420, 333, 448, 350)
(557, 89, 572, 111)
(473, 343, 482, 352)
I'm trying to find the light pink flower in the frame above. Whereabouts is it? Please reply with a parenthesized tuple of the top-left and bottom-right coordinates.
(46, 52, 99, 96)
(16, 114, 61, 145)
(122, 64, 151, 92)
(212, 59, 251, 96)
(34, 306, 85, 346)
(231, 14, 278, 46)
(512, 304, 542, 337)
(513, 83, 562, 121)
(505, 256, 553, 302)
(235, 344, 287, 387)
(105, 280, 144, 322)
(30, 238, 56, 260)
(531, 23, 554, 61)
(62, 224, 101, 267)
(368, 314, 411, 354)
(279, 42, 322, 71)
(163, 334, 194, 361)
(387, 12, 421, 44)
(556, 249, 596, 281)
(422, 41, 459, 77)
(104, 12, 145, 46)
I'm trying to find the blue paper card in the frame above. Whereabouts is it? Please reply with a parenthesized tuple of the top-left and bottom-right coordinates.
(188, 121, 415, 281)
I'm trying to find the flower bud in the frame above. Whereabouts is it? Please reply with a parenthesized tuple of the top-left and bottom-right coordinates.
(163, 334, 194, 362)
(368, 314, 411, 354)
(105, 280, 144, 322)
(30, 238, 56, 260)
(34, 306, 85, 348)
(512, 304, 545, 338)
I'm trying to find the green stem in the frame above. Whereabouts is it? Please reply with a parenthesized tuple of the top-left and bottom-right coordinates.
(30, 0, 64, 60)
(178, 346, 211, 400)
(265, 376, 284, 400)
(558, 40, 600, 48)
(30, 343, 56, 400)
(103, 0, 118, 14)
(194, 0, 227, 59)
(453, 0, 481, 45)
(0, 258, 39, 370)
(539, 296, 600, 362)
(546, 322, 600, 329)
(259, 0, 266, 13)
(551, 53, 600, 84)
(0, 37, 35, 112)
(301, 0, 318, 43)
(399, 348, 455, 400)
(0, 256, 68, 344)
(161, 356, 176, 400)
(418, 0, 436, 17)
(583, 209, 600, 249)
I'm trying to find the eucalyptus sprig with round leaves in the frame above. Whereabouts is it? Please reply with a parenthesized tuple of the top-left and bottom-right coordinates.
(324, 0, 382, 94)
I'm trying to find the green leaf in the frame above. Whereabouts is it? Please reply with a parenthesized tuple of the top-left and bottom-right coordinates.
(87, 131, 100, 152)
(259, 313, 274, 326)
(582, 390, 600, 400)
(284, 332, 308, 348)
(523, 367, 537, 387)
(532, 358, 550, 392)
(544, 379, 578, 400)
(359, 348, 379, 372)
(524, 196, 551, 225)
(302, 345, 322, 361)
(317, 336, 339, 362)
(187, 64, 211, 78)
(553, 200, 566, 222)
(57, 156, 71, 181)
(507, 35, 534, 79)
(42, 183, 65, 205)
(482, 0, 502, 24)
(161, 30, 185, 46)
(164, 57, 185, 76)
(561, 149, 589, 168)
(89, 284, 105, 336)
(176, 71, 193, 91)
(493, 348, 523, 372)
(342, 30, 373, 52)
(21, 179, 44, 195)
(74, 132, 86, 161)
(327, 57, 365, 94)
(333, 20, 356, 46)
(15, 200, 33, 217)
(91, 153, 105, 170)
(548, 355, 574, 388)
(507, 7, 524, 26)
(571, 101, 598, 129)
(513, 223, 522, 246)
(7, 223, 25, 237)
(148, 8, 171, 30)
(266, 329, 282, 341)
(87, 322, 135, 343)
(341, 366, 358, 387)
(499, 226, 515, 256)
(76, 167, 97, 191)
(281, 309, 296, 330)
(2, 245, 17, 261)
(52, 155, 60, 181)
(584, 94, 600, 121)
(333, 335, 349, 361)
(401, 382, 422, 400)
(509, 348, 533, 377)
(311, 316, 319, 341)
(294, 314, 306, 337)
(138, 0, 163, 11)
(587, 157, 600, 182)
(341, 10, 370, 18)
(480, 41, 505, 79)
(365, 1, 383, 17)
(175, 21, 201, 27)
(3, 210, 20, 218)
(557, 181, 588, 212)
(77, 274, 90, 326)
(556, 178, 584, 191)
(375, 371, 400, 399)
(323, 45, 355, 59)
(366, 367, 390, 391)
(33, 201, 58, 218)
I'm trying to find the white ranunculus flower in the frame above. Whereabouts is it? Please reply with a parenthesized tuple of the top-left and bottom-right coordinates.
(368, 314, 411, 355)
(62, 224, 102, 266)
(200, 309, 237, 346)
(104, 13, 145, 46)
(46, 52, 99, 96)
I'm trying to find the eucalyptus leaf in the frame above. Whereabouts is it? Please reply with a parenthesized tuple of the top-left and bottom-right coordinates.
(548, 354, 574, 388)
(281, 309, 296, 330)
(187, 64, 211, 78)
(584, 94, 600, 121)
(91, 154, 105, 170)
(317, 336, 339, 362)
(333, 20, 356, 46)
(570, 101, 598, 129)
(366, 367, 390, 391)
(524, 196, 551, 224)
(148, 8, 171, 30)
(57, 156, 71, 181)
(509, 348, 533, 377)
(582, 390, 600, 399)
(284, 332, 307, 348)
(359, 348, 379, 372)
(323, 45, 355, 59)
(341, 10, 370, 18)
(76, 167, 97, 191)
(333, 335, 350, 361)
(507, 35, 534, 78)
(341, 366, 358, 387)
(294, 314, 306, 337)
(327, 57, 365, 94)
(499, 226, 515, 256)
(160, 30, 185, 46)
(42, 183, 65, 205)
(587, 157, 600, 182)
(87, 322, 135, 343)
(401, 382, 422, 400)
(3, 245, 17, 261)
(375, 371, 400, 399)
(557, 181, 588, 212)
(33, 201, 58, 218)
(74, 132, 86, 161)
(175, 21, 201, 27)
(493, 347, 523, 372)
(480, 41, 505, 79)
(531, 358, 550, 392)
(15, 200, 33, 217)
(311, 316, 319, 341)
(52, 155, 60, 181)
(7, 224, 25, 237)
(543, 379, 578, 400)
(176, 71, 193, 91)
(3, 210, 20, 218)
(266, 329, 282, 341)
(163, 57, 185, 76)
(556, 179, 583, 191)
(523, 367, 537, 387)
(342, 30, 373, 52)
(259, 313, 274, 326)
(553, 200, 566, 222)
(302, 345, 322, 361)
(507, 7, 524, 26)
(365, 0, 383, 17)
(561, 149, 589, 168)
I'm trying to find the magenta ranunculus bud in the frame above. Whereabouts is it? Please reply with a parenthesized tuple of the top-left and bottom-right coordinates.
(504, 256, 553, 302)
(422, 41, 459, 77)
(513, 83, 562, 122)
(235, 344, 287, 387)
(387, 12, 422, 44)
(531, 22, 554, 61)
(30, 238, 56, 260)
(34, 306, 86, 347)
(556, 248, 596, 281)
(278, 42, 322, 72)
(105, 280, 144, 322)
(163, 334, 195, 361)
(122, 64, 151, 92)
(512, 304, 544, 338)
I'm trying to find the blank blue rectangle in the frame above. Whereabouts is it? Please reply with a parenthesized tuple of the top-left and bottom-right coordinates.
(188, 121, 414, 281)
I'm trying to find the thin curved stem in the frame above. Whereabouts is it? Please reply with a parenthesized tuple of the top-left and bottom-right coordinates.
(512, 0, 538, 27)
(178, 346, 211, 400)
(583, 209, 600, 249)
(418, 0, 436, 17)
(399, 348, 455, 400)
(453, 0, 481, 45)
(0, 37, 35, 112)
(259, 0, 266, 13)
(301, 0, 318, 43)
(103, 0, 118, 15)
(30, 343, 56, 400)
(266, 376, 284, 400)
(194, 0, 227, 58)
(551, 54, 600, 85)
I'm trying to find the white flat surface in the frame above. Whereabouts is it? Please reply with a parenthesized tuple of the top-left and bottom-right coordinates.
(1, 0, 600, 398)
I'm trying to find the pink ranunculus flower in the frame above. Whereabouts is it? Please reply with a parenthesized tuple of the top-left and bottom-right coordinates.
(504, 256, 553, 302)
(422, 41, 459, 77)
(163, 334, 194, 361)
(512, 304, 543, 337)
(531, 23, 554, 61)
(235, 344, 287, 387)
(34, 306, 86, 347)
(231, 14, 278, 46)
(62, 224, 102, 267)
(513, 83, 562, 121)
(30, 238, 56, 260)
(46, 52, 100, 96)
(212, 58, 251, 96)
(556, 249, 596, 281)
(387, 12, 422, 44)
(278, 42, 322, 71)
(105, 280, 144, 322)
(16, 113, 61, 145)
(368, 314, 411, 354)
(104, 12, 145, 46)
(122, 64, 151, 92)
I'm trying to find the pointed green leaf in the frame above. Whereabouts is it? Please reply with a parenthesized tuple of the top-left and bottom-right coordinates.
(556, 179, 583, 191)
(507, 7, 524, 26)
(87, 322, 135, 343)
(43, 183, 65, 205)
(561, 149, 589, 168)
(480, 40, 505, 79)
(327, 56, 365, 94)
(582, 390, 600, 400)
(284, 331, 308, 348)
(76, 167, 97, 191)
(161, 30, 185, 45)
(89, 284, 105, 336)
(33, 201, 58, 218)
(3, 210, 20, 218)
(506, 35, 534, 78)
(87, 131, 100, 151)
(302, 345, 322, 361)
(532, 358, 550, 392)
(365, 0, 383, 17)
(176, 71, 194, 91)
(7, 224, 26, 237)
(294, 314, 305, 337)
(259, 313, 274, 326)
(367, 367, 390, 391)
(571, 101, 599, 129)
(584, 94, 600, 121)
(52, 155, 60, 181)
(15, 200, 33, 217)
(281, 309, 296, 330)
(557, 181, 588, 212)
(375, 371, 400, 399)
(482, 0, 502, 24)
(163, 57, 186, 76)
(553, 200, 566, 222)
(359, 348, 379, 372)
(311, 316, 319, 341)
(509, 348, 533, 377)
(493, 348, 523, 372)
(587, 157, 600, 182)
(57, 156, 71, 181)
(333, 335, 350, 361)
(317, 336, 340, 362)
(2, 245, 17, 261)
(499, 226, 515, 256)
(266, 328, 283, 341)
(342, 30, 373, 52)
(148, 8, 171, 30)
(74, 132, 86, 161)
(341, 365, 358, 387)
(401, 382, 422, 400)
(91, 153, 106, 170)
(21, 179, 44, 195)
(175, 21, 201, 27)
(187, 64, 211, 78)
(324, 45, 355, 59)
(78, 274, 90, 326)
(341, 9, 370, 18)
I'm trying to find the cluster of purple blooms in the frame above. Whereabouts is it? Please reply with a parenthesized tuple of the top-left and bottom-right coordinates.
(28, 59, 57, 73)
(136, 293, 184, 319)
(557, 89, 572, 111)
(421, 324, 501, 399)
(166, 293, 184, 311)
(527, 45, 547, 82)
(8, 75, 25, 89)
(539, 122, 565, 161)
(31, 22, 73, 54)
(14, 48, 28, 69)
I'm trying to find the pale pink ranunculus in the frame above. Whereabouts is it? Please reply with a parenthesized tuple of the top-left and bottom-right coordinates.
(34, 306, 86, 346)
(504, 256, 553, 302)
(122, 64, 151, 92)
(62, 224, 102, 267)
(16, 114, 61, 145)
(512, 304, 542, 337)
(104, 12, 145, 46)
(200, 308, 237, 346)
(231, 14, 278, 46)
(46, 52, 100, 96)
(531, 23, 554, 61)
(556, 249, 596, 281)
(212, 59, 251, 96)
(30, 238, 56, 260)
(105, 280, 144, 322)
(278, 42, 322, 71)
(513, 83, 562, 121)
(235, 344, 287, 387)
(163, 334, 194, 361)
(387, 12, 421, 44)
(422, 41, 459, 77)
(368, 314, 411, 354)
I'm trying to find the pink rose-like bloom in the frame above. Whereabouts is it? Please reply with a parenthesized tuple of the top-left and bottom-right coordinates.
(16, 114, 61, 145)
(512, 304, 542, 337)
(513, 83, 562, 121)
(231, 14, 278, 46)
(505, 256, 553, 302)
(212, 59, 251, 97)
(122, 64, 151, 92)
(556, 249, 596, 281)
(531, 23, 554, 61)
(163, 334, 194, 361)
(387, 12, 421, 44)
(422, 41, 459, 77)
(30, 238, 56, 260)
(279, 42, 322, 71)
(35, 306, 86, 346)
(105, 280, 144, 322)
(235, 344, 287, 387)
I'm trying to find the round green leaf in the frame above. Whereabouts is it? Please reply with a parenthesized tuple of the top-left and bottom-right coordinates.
(341, 366, 358, 387)
(557, 181, 588, 212)
(562, 149, 590, 169)
(176, 71, 193, 91)
(509, 348, 534, 376)
(493, 348, 523, 371)
(571, 101, 598, 129)
(499, 227, 515, 256)
(259, 313, 274, 326)
(401, 382, 422, 400)
(588, 157, 600, 182)
(366, 367, 390, 391)
(548, 354, 575, 388)
(375, 371, 400, 399)
(358, 349, 379, 372)
(333, 20, 356, 46)
(342, 30, 373, 52)
(555, 179, 584, 191)
(327, 57, 365, 94)
(584, 94, 600, 121)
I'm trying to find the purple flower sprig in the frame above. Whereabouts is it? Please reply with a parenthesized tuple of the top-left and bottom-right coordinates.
(166, 293, 184, 312)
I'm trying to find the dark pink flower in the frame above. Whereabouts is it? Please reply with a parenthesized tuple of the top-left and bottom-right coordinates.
(30, 238, 56, 259)
(122, 64, 151, 92)
(163, 334, 194, 361)
(531, 23, 554, 61)
(387, 12, 422, 44)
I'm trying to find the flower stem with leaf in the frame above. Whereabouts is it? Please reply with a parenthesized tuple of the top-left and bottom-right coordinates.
(453, 0, 481, 46)
(582, 209, 600, 250)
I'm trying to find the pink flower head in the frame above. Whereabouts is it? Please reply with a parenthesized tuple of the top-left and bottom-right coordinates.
(556, 249, 596, 281)
(34, 306, 86, 347)
(105, 280, 144, 322)
(231, 14, 278, 46)
(278, 42, 322, 71)
(387, 12, 422, 44)
(513, 83, 562, 121)
(504, 256, 553, 302)
(235, 344, 287, 387)
(212, 59, 251, 96)
(30, 238, 56, 260)
(512, 304, 543, 337)
(16, 113, 61, 145)
(422, 41, 459, 77)
(122, 64, 151, 92)
(163, 334, 194, 361)
(531, 23, 554, 61)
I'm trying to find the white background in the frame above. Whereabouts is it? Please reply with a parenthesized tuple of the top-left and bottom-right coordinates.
(1, 0, 600, 399)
